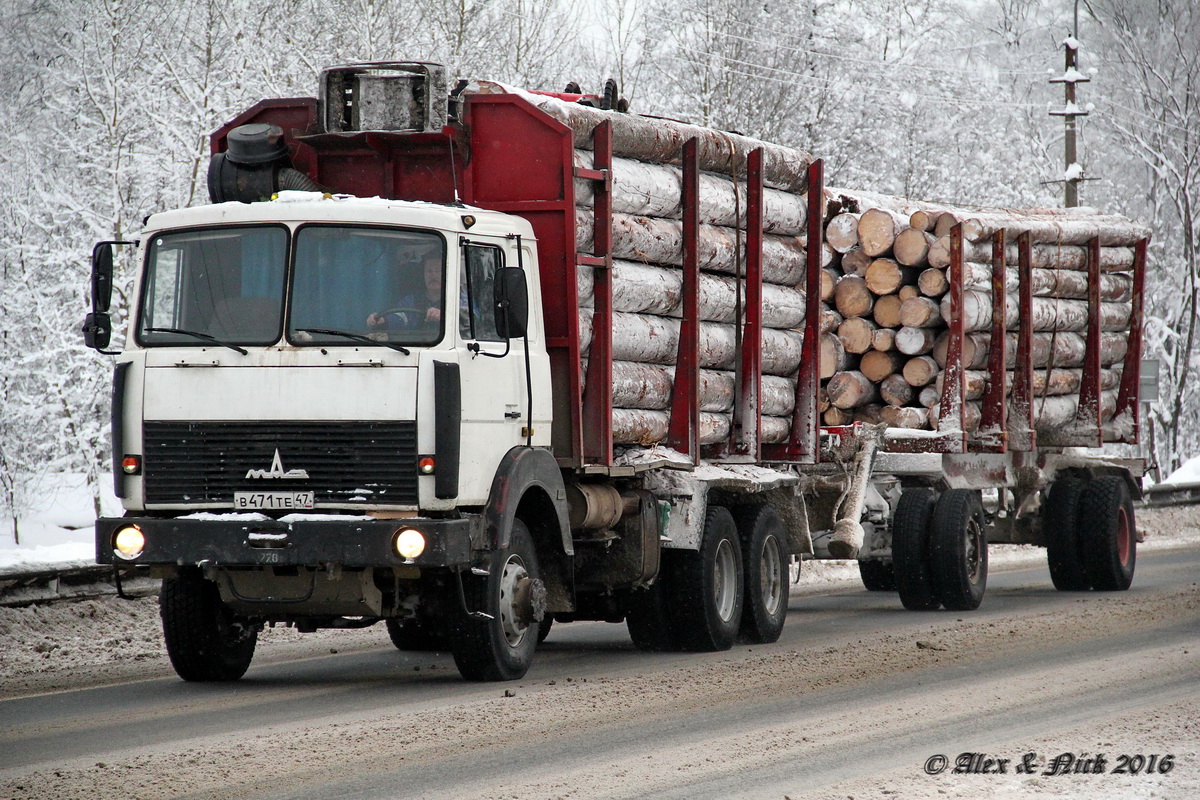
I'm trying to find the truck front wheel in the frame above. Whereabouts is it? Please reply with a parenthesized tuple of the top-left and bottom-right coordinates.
(671, 505, 743, 651)
(450, 520, 543, 681)
(160, 569, 258, 682)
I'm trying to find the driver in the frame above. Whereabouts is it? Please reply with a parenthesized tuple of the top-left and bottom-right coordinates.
(367, 250, 442, 331)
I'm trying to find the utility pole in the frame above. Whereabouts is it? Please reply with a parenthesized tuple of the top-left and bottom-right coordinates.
(1050, 2, 1089, 207)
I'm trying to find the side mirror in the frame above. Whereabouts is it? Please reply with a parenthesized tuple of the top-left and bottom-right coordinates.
(83, 312, 112, 351)
(91, 242, 116, 313)
(494, 268, 529, 339)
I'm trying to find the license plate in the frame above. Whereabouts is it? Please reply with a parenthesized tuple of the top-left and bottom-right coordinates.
(234, 491, 315, 511)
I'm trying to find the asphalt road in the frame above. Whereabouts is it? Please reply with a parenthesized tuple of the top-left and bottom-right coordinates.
(2, 546, 1197, 799)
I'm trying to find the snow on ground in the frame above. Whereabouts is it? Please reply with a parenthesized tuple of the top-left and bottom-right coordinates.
(0, 473, 121, 575)
(1161, 455, 1200, 486)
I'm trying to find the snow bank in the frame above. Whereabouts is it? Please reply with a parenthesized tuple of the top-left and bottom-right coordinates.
(0, 473, 120, 575)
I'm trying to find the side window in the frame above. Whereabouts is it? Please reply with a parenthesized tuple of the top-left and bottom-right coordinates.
(459, 244, 504, 341)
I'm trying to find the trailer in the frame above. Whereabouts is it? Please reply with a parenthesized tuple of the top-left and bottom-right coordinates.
(85, 62, 1149, 682)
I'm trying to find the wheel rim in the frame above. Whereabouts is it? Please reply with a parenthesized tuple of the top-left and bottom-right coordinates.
(760, 536, 784, 616)
(1116, 506, 1131, 566)
(713, 539, 738, 623)
(498, 554, 531, 647)
(964, 516, 984, 583)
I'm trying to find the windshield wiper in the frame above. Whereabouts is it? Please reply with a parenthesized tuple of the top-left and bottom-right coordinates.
(296, 328, 411, 355)
(144, 327, 248, 355)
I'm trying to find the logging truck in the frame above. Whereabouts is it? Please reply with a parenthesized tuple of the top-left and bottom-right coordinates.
(85, 63, 1150, 682)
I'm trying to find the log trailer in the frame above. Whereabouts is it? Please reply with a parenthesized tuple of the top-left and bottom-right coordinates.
(85, 63, 1149, 682)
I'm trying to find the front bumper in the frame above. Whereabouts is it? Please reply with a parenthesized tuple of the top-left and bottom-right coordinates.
(95, 515, 472, 570)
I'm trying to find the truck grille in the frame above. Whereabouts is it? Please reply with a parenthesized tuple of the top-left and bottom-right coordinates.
(142, 421, 418, 506)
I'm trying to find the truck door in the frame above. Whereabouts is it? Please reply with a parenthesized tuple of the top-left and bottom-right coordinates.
(453, 236, 529, 503)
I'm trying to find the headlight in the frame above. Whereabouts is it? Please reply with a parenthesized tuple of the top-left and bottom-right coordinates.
(394, 528, 426, 560)
(113, 525, 145, 560)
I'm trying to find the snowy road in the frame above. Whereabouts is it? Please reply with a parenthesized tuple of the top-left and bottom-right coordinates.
(1, 544, 1197, 799)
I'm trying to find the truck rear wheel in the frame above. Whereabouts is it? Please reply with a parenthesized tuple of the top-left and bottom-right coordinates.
(450, 520, 543, 681)
(670, 505, 743, 651)
(858, 559, 896, 592)
(160, 569, 258, 682)
(929, 489, 987, 611)
(892, 488, 940, 611)
(1044, 476, 1091, 591)
(626, 566, 680, 652)
(735, 504, 788, 644)
(1078, 475, 1136, 591)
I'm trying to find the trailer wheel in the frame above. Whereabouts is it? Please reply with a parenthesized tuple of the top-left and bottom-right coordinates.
(929, 489, 988, 611)
(385, 618, 447, 652)
(858, 559, 896, 592)
(1044, 476, 1091, 591)
(1078, 475, 1136, 591)
(735, 505, 789, 644)
(626, 565, 680, 652)
(450, 519, 542, 681)
(160, 569, 257, 682)
(671, 505, 744, 651)
(892, 488, 940, 611)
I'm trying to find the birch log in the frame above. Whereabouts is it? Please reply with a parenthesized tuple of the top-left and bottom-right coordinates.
(573, 150, 808, 234)
(918, 268, 949, 297)
(881, 405, 929, 429)
(930, 390, 1119, 434)
(899, 296, 942, 328)
(860, 349, 906, 382)
(820, 334, 848, 379)
(578, 260, 806, 327)
(873, 295, 903, 328)
(945, 291, 1132, 333)
(934, 366, 1122, 401)
(841, 248, 872, 277)
(928, 237, 1141, 271)
(932, 330, 1130, 370)
(826, 213, 861, 253)
(838, 317, 878, 354)
(902, 356, 940, 387)
(895, 326, 938, 355)
(893, 228, 935, 266)
(865, 258, 919, 295)
(879, 373, 915, 406)
(834, 275, 874, 318)
(575, 211, 811, 285)
(871, 327, 896, 352)
(957, 263, 1133, 302)
(518, 90, 815, 192)
(828, 371, 879, 409)
(858, 208, 908, 257)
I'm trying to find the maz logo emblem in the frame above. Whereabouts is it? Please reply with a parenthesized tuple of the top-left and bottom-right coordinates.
(246, 449, 310, 480)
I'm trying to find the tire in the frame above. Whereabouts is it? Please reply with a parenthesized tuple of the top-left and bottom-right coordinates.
(735, 504, 789, 644)
(625, 565, 680, 652)
(536, 616, 554, 645)
(929, 489, 988, 611)
(450, 519, 543, 681)
(385, 618, 447, 651)
(670, 505, 744, 651)
(160, 569, 258, 682)
(1078, 475, 1136, 591)
(1044, 476, 1091, 591)
(858, 559, 896, 592)
(892, 488, 940, 610)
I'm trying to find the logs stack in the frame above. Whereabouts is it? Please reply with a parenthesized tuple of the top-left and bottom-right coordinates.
(530, 92, 820, 447)
(820, 195, 1148, 435)
(516, 89, 1149, 445)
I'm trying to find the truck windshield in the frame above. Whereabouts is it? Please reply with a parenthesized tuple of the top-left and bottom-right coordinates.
(138, 226, 287, 347)
(289, 226, 445, 347)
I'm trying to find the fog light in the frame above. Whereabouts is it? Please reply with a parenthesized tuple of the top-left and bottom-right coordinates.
(394, 528, 426, 560)
(113, 525, 145, 560)
(122, 455, 142, 475)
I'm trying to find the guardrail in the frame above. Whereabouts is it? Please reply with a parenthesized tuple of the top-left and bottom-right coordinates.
(1139, 480, 1200, 508)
